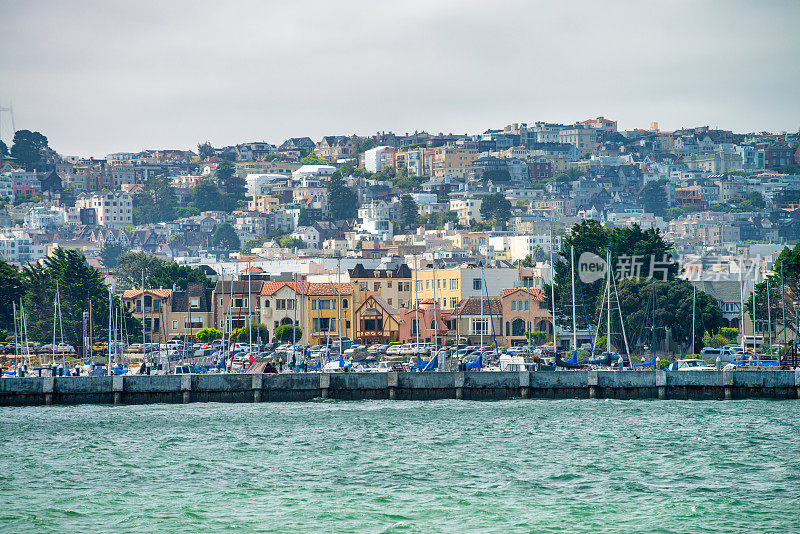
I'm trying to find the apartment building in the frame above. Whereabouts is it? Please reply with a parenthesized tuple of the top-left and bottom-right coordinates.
(75, 191, 133, 229)
(558, 126, 597, 156)
(410, 265, 523, 310)
(432, 145, 479, 179)
(259, 281, 307, 343)
(449, 197, 483, 225)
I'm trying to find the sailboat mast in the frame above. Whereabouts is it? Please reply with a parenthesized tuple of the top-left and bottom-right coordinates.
(52, 285, 58, 366)
(414, 254, 420, 354)
(781, 261, 787, 346)
(606, 250, 611, 352)
(293, 272, 298, 348)
(13, 302, 18, 374)
(739, 257, 744, 349)
(691, 285, 696, 356)
(766, 277, 772, 348)
(337, 256, 342, 343)
(549, 228, 556, 352)
(432, 253, 438, 352)
(753, 266, 757, 353)
(480, 263, 484, 350)
(570, 246, 577, 352)
(248, 260, 252, 348)
(108, 289, 113, 375)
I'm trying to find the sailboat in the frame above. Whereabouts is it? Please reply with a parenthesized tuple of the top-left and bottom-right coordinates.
(588, 250, 632, 369)
(555, 247, 584, 369)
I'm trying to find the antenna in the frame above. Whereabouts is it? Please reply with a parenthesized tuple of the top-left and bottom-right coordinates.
(0, 102, 15, 145)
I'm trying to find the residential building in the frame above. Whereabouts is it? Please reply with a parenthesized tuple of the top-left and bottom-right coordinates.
(122, 289, 173, 343)
(259, 281, 307, 343)
(500, 288, 552, 345)
(449, 197, 483, 225)
(452, 297, 503, 346)
(75, 191, 133, 229)
(166, 284, 214, 341)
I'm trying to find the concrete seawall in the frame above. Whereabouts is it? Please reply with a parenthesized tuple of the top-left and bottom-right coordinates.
(1, 370, 799, 406)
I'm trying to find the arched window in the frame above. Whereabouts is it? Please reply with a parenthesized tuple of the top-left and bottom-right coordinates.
(342, 298, 349, 309)
(430, 320, 436, 330)
(505, 321, 510, 336)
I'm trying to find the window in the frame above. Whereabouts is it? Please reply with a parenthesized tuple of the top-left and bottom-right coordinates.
(312, 317, 335, 332)
(471, 318, 489, 335)
(374, 282, 380, 292)
(411, 319, 419, 334)
(426, 280, 430, 289)
(153, 300, 161, 312)
(233, 297, 248, 308)
(190, 298, 199, 309)
(387, 281, 392, 288)
(416, 281, 422, 292)
(345, 320, 350, 330)
(512, 301, 517, 311)
(451, 297, 459, 308)
(319, 299, 332, 310)
(342, 298, 348, 309)
(185, 317, 203, 328)
(473, 278, 482, 291)
(277, 299, 286, 310)
(264, 300, 270, 308)
(451, 279, 458, 290)
(312, 299, 317, 310)
(173, 320, 178, 330)
(525, 301, 529, 311)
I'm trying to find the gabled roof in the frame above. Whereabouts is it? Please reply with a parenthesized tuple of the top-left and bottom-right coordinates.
(307, 282, 354, 296)
(501, 287, 546, 301)
(455, 297, 502, 316)
(122, 288, 172, 299)
(260, 281, 310, 296)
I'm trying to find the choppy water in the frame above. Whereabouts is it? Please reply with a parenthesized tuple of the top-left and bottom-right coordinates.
(1, 399, 798, 533)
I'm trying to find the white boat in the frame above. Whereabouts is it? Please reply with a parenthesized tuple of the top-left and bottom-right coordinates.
(667, 359, 716, 371)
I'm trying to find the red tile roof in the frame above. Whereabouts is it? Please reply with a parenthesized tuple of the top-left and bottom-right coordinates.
(501, 287, 545, 301)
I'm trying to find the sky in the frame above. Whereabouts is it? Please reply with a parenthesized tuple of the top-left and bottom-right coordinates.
(1, 0, 798, 157)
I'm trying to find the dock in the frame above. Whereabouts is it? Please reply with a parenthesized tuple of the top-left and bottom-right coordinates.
(1, 370, 799, 406)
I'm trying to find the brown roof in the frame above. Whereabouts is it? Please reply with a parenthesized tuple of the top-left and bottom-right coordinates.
(121, 289, 172, 299)
(501, 287, 545, 301)
(307, 282, 354, 296)
(260, 281, 310, 296)
(455, 297, 502, 316)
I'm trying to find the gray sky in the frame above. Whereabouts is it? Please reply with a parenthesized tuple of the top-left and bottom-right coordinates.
(1, 0, 798, 157)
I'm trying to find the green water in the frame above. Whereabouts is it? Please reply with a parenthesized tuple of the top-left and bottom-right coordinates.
(1, 400, 798, 533)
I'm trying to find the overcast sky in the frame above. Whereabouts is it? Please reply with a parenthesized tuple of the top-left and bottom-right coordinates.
(1, 0, 798, 157)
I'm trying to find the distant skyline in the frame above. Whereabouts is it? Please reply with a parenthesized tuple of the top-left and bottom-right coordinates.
(1, 0, 798, 157)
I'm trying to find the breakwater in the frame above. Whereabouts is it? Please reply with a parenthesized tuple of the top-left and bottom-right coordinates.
(1, 370, 799, 406)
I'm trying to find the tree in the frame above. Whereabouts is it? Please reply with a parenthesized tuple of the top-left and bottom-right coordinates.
(197, 141, 214, 160)
(274, 324, 303, 343)
(191, 182, 224, 212)
(242, 238, 265, 253)
(167, 233, 186, 247)
(232, 323, 271, 343)
(21, 249, 137, 352)
(215, 159, 235, 181)
(399, 194, 419, 230)
(133, 173, 177, 224)
(99, 242, 126, 270)
(0, 259, 24, 333)
(640, 180, 667, 216)
(665, 207, 685, 221)
(279, 235, 306, 250)
(0, 139, 8, 157)
(480, 193, 511, 224)
(149, 262, 213, 290)
(482, 169, 511, 183)
(196, 327, 222, 343)
(10, 130, 49, 171)
(300, 153, 329, 165)
(544, 220, 678, 330)
(615, 278, 722, 355)
(298, 207, 312, 226)
(327, 174, 358, 220)
(212, 222, 240, 250)
(114, 252, 167, 291)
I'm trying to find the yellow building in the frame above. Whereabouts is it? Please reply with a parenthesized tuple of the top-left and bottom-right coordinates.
(304, 282, 360, 344)
(410, 264, 523, 310)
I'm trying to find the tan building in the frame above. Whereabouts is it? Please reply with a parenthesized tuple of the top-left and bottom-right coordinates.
(558, 126, 597, 156)
(165, 284, 214, 341)
(75, 190, 133, 229)
(122, 288, 172, 343)
(213, 280, 264, 332)
(432, 145, 479, 179)
(449, 197, 483, 225)
(259, 281, 307, 343)
(248, 195, 281, 213)
(314, 135, 357, 161)
(348, 263, 413, 310)
(500, 288, 552, 346)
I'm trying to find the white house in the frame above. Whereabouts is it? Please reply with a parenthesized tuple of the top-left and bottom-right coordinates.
(291, 226, 322, 249)
(363, 146, 393, 173)
(291, 165, 336, 181)
(0, 230, 46, 264)
(75, 191, 133, 229)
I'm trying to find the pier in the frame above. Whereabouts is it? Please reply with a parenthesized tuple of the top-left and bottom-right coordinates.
(1, 370, 799, 406)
